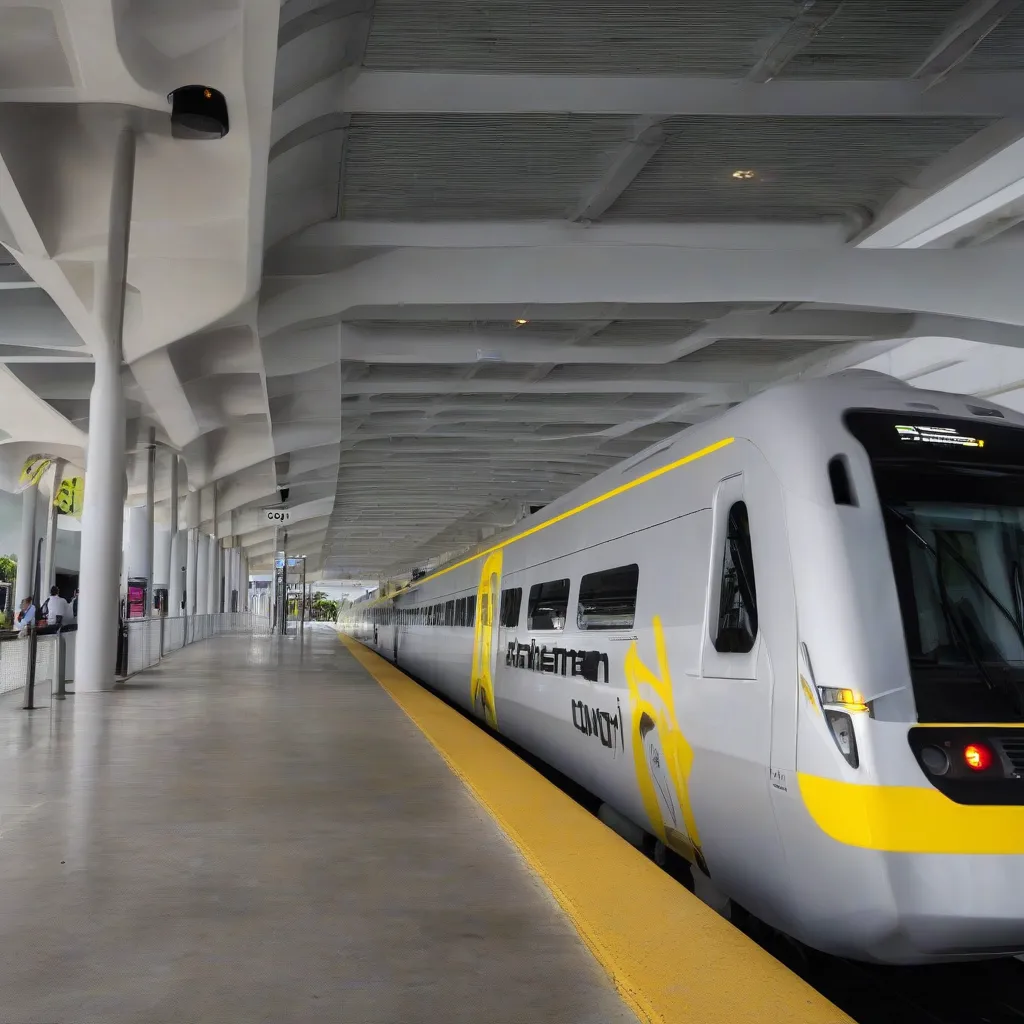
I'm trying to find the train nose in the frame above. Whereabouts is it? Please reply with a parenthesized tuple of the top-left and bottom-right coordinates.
(882, 853, 1024, 961)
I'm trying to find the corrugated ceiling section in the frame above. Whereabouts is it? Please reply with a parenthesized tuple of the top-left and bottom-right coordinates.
(586, 320, 705, 346)
(365, 393, 440, 404)
(962, 5, 1024, 72)
(677, 338, 851, 363)
(778, 0, 968, 78)
(608, 116, 993, 222)
(362, 363, 462, 381)
(362, 0, 798, 74)
(343, 114, 635, 220)
(346, 319, 588, 340)
(471, 363, 536, 381)
(545, 364, 639, 382)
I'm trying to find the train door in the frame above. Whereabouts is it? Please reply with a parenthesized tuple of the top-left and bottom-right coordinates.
(470, 550, 502, 728)
(694, 469, 788, 917)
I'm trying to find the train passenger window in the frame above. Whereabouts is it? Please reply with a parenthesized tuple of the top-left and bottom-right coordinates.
(828, 454, 857, 506)
(577, 564, 639, 630)
(714, 502, 758, 653)
(445, 600, 455, 626)
(466, 594, 477, 627)
(527, 579, 570, 630)
(500, 588, 523, 628)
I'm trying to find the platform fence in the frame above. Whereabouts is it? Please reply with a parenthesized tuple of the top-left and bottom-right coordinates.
(123, 611, 271, 676)
(0, 611, 272, 701)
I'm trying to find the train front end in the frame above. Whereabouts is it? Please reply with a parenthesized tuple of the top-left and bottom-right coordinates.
(787, 399, 1024, 964)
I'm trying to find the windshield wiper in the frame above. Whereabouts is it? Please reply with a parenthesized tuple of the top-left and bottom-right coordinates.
(884, 504, 1024, 717)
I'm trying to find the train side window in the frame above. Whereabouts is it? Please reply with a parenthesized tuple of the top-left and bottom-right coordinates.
(828, 454, 857, 506)
(713, 501, 758, 654)
(445, 600, 455, 626)
(577, 564, 639, 630)
(500, 587, 523, 628)
(467, 594, 477, 627)
(527, 579, 570, 630)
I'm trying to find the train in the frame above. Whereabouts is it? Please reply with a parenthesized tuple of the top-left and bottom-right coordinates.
(341, 369, 1024, 965)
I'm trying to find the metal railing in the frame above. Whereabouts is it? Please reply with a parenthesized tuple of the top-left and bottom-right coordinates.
(0, 611, 271, 703)
(123, 611, 271, 676)
(0, 633, 58, 697)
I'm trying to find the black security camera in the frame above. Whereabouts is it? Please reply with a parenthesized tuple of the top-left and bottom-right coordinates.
(279, 487, 290, 502)
(169, 85, 229, 140)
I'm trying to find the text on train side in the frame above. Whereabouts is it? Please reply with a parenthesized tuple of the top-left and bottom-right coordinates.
(505, 638, 610, 683)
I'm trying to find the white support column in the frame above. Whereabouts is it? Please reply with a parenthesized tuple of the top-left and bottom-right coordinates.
(15, 481, 38, 606)
(167, 455, 182, 615)
(41, 459, 66, 599)
(143, 425, 155, 613)
(76, 120, 135, 692)
(207, 489, 219, 614)
(185, 489, 200, 616)
(196, 532, 209, 615)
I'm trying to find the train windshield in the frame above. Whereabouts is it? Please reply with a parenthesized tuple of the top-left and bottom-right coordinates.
(847, 409, 1024, 723)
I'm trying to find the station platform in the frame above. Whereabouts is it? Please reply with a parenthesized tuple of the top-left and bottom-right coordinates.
(0, 625, 849, 1024)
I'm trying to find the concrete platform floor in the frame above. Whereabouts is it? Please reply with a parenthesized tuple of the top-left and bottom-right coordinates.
(0, 626, 635, 1024)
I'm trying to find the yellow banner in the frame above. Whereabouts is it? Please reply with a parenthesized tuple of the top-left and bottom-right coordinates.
(54, 475, 83, 518)
(17, 455, 51, 491)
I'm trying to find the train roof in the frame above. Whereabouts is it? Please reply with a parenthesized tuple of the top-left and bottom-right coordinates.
(381, 372, 1024, 599)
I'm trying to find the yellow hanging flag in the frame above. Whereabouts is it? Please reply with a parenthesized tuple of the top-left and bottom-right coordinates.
(54, 475, 83, 518)
(17, 455, 51, 492)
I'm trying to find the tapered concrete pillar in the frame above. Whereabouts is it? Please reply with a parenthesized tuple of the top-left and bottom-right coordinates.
(196, 533, 209, 615)
(41, 459, 66, 597)
(77, 346, 128, 689)
(143, 426, 155, 613)
(167, 456, 183, 615)
(76, 120, 135, 692)
(207, 489, 219, 614)
(15, 481, 38, 605)
(185, 490, 200, 616)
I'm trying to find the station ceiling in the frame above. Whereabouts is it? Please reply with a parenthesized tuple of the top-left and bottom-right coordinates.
(3, 0, 1024, 581)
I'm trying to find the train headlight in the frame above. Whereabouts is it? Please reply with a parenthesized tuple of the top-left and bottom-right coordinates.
(824, 709, 860, 769)
(920, 745, 950, 776)
(817, 687, 869, 713)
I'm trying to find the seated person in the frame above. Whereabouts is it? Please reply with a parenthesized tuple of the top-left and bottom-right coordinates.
(14, 597, 35, 637)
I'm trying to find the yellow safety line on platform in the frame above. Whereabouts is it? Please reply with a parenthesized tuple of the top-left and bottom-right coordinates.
(339, 634, 851, 1024)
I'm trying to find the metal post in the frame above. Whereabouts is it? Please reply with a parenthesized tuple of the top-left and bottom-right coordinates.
(301, 556, 307, 629)
(279, 530, 288, 635)
(53, 632, 66, 700)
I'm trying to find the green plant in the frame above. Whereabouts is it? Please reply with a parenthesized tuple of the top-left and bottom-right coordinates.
(0, 555, 16, 585)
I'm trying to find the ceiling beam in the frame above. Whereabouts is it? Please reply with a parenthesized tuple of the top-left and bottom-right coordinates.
(259, 245, 1024, 338)
(857, 123, 1024, 247)
(914, 0, 1022, 88)
(338, 70, 1024, 117)
(748, 1, 846, 83)
(330, 310, 915, 365)
(567, 116, 666, 223)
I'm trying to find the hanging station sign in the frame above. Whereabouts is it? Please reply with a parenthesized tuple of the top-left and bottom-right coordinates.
(262, 508, 291, 524)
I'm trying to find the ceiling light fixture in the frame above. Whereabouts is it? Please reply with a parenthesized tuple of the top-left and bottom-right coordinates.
(731, 169, 757, 180)
(515, 318, 529, 325)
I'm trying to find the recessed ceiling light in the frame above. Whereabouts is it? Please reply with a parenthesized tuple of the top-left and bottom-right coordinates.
(515, 318, 529, 325)
(731, 169, 757, 180)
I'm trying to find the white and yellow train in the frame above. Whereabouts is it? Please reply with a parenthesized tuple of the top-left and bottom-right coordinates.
(342, 370, 1024, 965)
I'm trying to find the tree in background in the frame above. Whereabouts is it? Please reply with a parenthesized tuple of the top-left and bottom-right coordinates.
(0, 555, 15, 584)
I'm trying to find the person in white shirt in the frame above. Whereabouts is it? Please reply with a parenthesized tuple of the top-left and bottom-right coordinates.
(42, 586, 70, 628)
